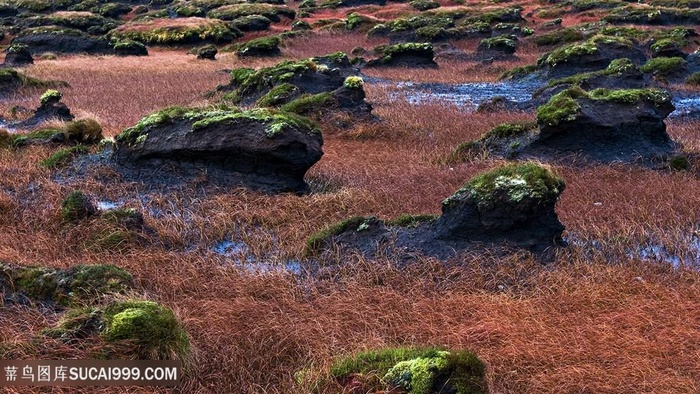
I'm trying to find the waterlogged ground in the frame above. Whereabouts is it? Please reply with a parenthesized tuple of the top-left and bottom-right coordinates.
(371, 76, 700, 117)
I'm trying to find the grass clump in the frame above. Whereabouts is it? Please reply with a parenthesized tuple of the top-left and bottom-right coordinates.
(102, 300, 190, 360)
(279, 93, 335, 115)
(61, 190, 97, 222)
(40, 145, 88, 169)
(640, 57, 686, 76)
(445, 162, 564, 207)
(322, 347, 486, 394)
(532, 27, 585, 47)
(668, 154, 691, 171)
(255, 83, 299, 107)
(110, 18, 238, 45)
(305, 216, 375, 256)
(685, 71, 700, 85)
(478, 35, 517, 53)
(64, 118, 103, 143)
(484, 121, 538, 139)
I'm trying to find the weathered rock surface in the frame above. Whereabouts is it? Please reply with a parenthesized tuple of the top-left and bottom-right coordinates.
(366, 43, 437, 68)
(306, 163, 566, 259)
(2, 43, 33, 67)
(112, 106, 323, 193)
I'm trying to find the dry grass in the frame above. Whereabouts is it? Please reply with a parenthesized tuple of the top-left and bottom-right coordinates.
(1, 14, 700, 394)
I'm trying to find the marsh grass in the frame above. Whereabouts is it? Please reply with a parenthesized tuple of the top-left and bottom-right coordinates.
(1, 30, 700, 394)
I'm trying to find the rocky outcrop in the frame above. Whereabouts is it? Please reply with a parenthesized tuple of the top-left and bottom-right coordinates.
(306, 163, 566, 259)
(366, 43, 437, 68)
(464, 87, 677, 164)
(12, 28, 114, 55)
(12, 90, 74, 130)
(112, 106, 323, 193)
(2, 43, 33, 67)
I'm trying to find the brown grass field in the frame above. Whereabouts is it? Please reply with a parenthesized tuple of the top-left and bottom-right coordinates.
(1, 9, 700, 393)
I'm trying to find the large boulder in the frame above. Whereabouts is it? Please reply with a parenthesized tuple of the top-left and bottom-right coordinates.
(113, 106, 323, 193)
(305, 163, 566, 259)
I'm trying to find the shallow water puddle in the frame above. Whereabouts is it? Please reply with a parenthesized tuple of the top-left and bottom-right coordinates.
(631, 236, 700, 268)
(211, 239, 303, 275)
(96, 200, 123, 210)
(378, 80, 700, 116)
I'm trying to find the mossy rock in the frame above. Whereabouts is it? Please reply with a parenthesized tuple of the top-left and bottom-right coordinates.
(102, 300, 190, 360)
(478, 34, 517, 54)
(531, 27, 585, 47)
(109, 17, 239, 45)
(41, 145, 89, 169)
(640, 56, 687, 76)
(444, 162, 564, 208)
(64, 118, 103, 143)
(196, 44, 217, 59)
(206, 3, 295, 22)
(368, 42, 437, 67)
(410, 0, 440, 11)
(61, 190, 97, 222)
(313, 347, 487, 394)
(230, 14, 273, 32)
(235, 36, 281, 57)
(0, 262, 133, 306)
(113, 40, 148, 56)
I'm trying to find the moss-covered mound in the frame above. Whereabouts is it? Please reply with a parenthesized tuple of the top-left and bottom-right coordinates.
(113, 40, 148, 56)
(366, 42, 437, 67)
(112, 105, 324, 193)
(304, 163, 566, 259)
(0, 263, 133, 306)
(219, 52, 371, 119)
(0, 67, 60, 94)
(48, 300, 190, 360)
(12, 25, 114, 54)
(235, 35, 281, 57)
(305, 347, 487, 394)
(206, 3, 295, 22)
(109, 17, 239, 45)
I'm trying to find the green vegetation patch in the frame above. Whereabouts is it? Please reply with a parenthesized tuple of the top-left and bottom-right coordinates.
(536, 88, 584, 126)
(324, 347, 486, 394)
(304, 216, 376, 256)
(102, 300, 190, 360)
(444, 163, 565, 207)
(640, 56, 687, 75)
(207, 3, 295, 21)
(388, 214, 438, 227)
(376, 42, 433, 63)
(255, 83, 299, 107)
(64, 118, 103, 143)
(0, 262, 133, 305)
(532, 27, 585, 47)
(40, 145, 88, 169)
(235, 35, 281, 56)
(109, 18, 238, 45)
(61, 190, 97, 222)
(117, 106, 320, 146)
(279, 92, 335, 115)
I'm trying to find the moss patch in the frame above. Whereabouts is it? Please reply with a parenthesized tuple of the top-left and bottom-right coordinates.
(102, 300, 190, 360)
(61, 190, 97, 222)
(40, 145, 89, 169)
(304, 216, 375, 256)
(444, 162, 564, 207)
(640, 56, 687, 76)
(323, 347, 486, 394)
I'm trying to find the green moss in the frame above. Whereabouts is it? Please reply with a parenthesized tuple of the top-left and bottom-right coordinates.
(587, 87, 672, 104)
(536, 88, 583, 126)
(279, 92, 335, 115)
(346, 12, 375, 30)
(388, 214, 438, 227)
(668, 154, 691, 171)
(6, 43, 30, 54)
(207, 3, 295, 21)
(640, 56, 686, 76)
(542, 41, 598, 67)
(235, 36, 281, 56)
(543, 58, 639, 89)
(410, 0, 440, 11)
(685, 71, 700, 85)
(327, 347, 486, 394)
(40, 145, 88, 169)
(255, 83, 299, 107)
(445, 162, 565, 207)
(231, 14, 272, 31)
(343, 76, 364, 89)
(61, 190, 96, 222)
(604, 6, 663, 24)
(102, 300, 190, 360)
(377, 42, 433, 63)
(40, 89, 62, 106)
(532, 27, 584, 46)
(304, 216, 375, 256)
(479, 35, 517, 52)
(14, 267, 58, 301)
(110, 18, 238, 45)
(45, 307, 104, 340)
(484, 121, 537, 139)
(113, 40, 146, 52)
(65, 264, 133, 299)
(499, 64, 537, 80)
(572, 0, 624, 11)
(650, 38, 682, 56)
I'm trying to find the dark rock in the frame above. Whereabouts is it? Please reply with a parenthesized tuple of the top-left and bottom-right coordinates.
(113, 40, 148, 57)
(366, 43, 437, 68)
(2, 43, 33, 67)
(112, 107, 323, 193)
(14, 90, 74, 129)
(540, 39, 647, 79)
(196, 44, 217, 60)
